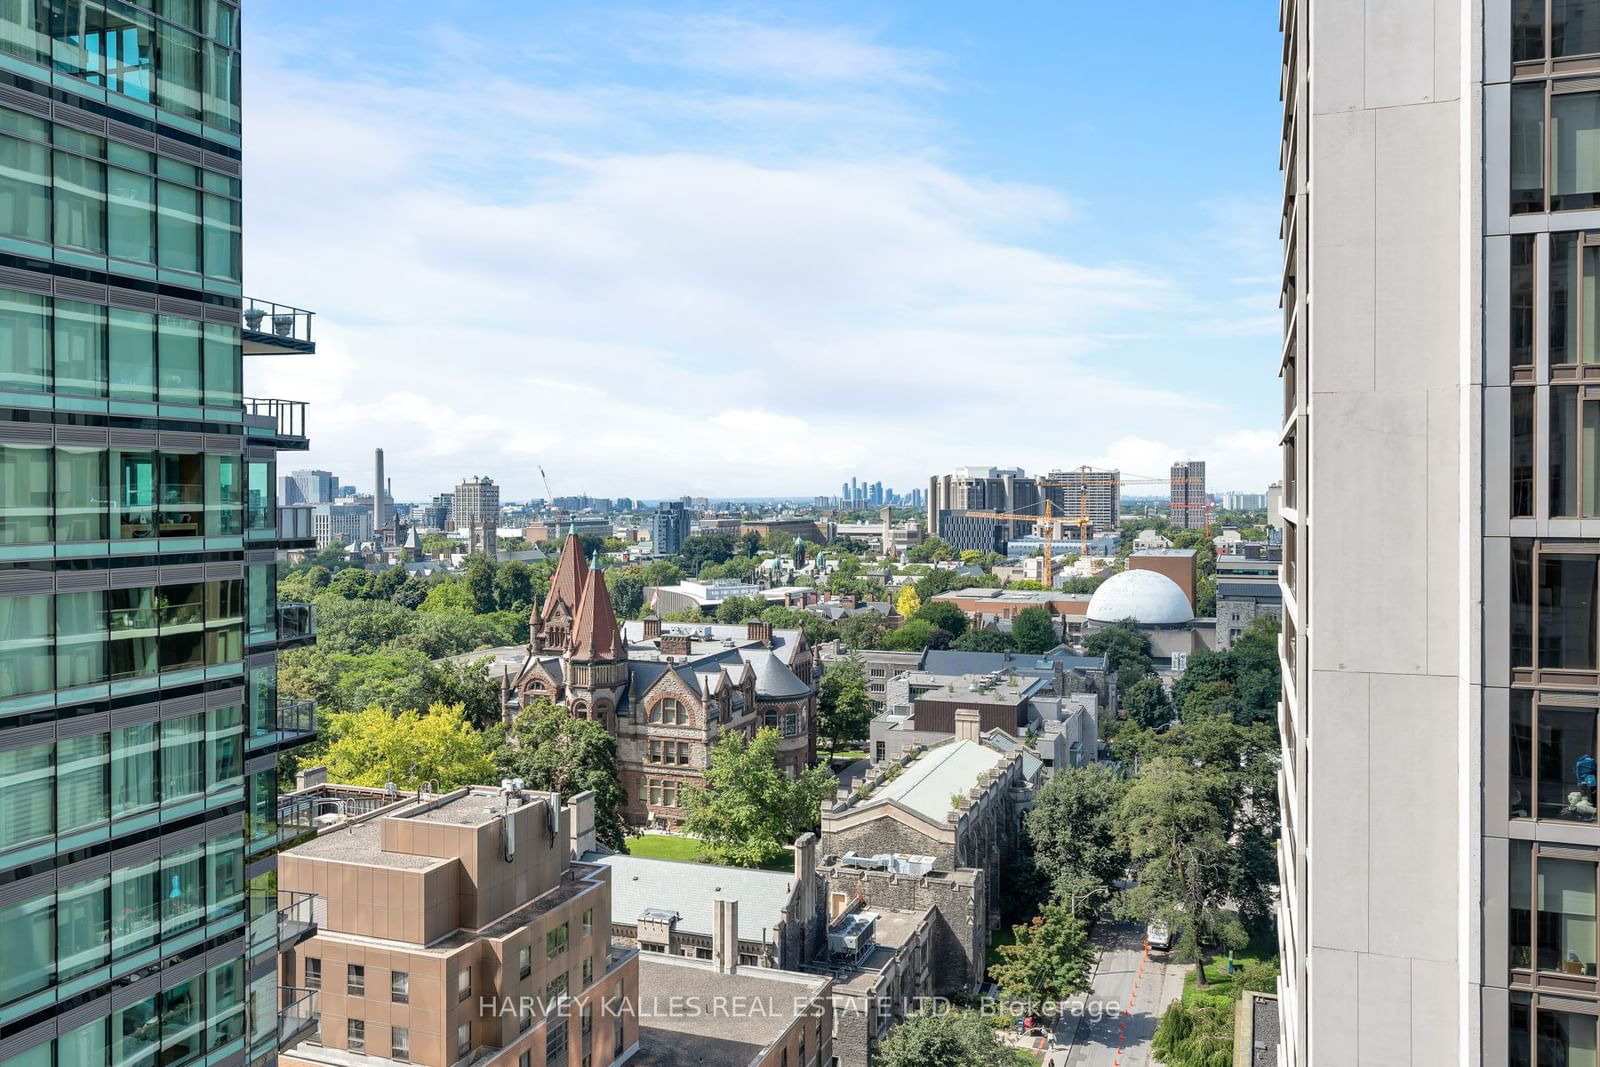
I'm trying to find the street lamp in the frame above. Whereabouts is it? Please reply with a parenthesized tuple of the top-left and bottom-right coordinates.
(1070, 885, 1110, 917)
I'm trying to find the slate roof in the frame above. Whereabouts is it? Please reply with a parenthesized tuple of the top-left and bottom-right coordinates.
(738, 649, 811, 700)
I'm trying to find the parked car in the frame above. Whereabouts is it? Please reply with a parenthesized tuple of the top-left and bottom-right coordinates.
(1147, 921, 1172, 951)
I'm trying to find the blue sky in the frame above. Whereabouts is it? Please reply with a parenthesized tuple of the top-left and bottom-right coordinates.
(244, 2, 1283, 500)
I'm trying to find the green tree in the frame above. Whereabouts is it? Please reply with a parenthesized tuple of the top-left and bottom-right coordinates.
(497, 697, 630, 851)
(325, 567, 375, 600)
(679, 728, 836, 867)
(1118, 758, 1246, 984)
(913, 600, 969, 638)
(607, 571, 647, 619)
(1123, 675, 1174, 729)
(493, 560, 536, 615)
(675, 533, 736, 573)
(817, 656, 873, 756)
(1025, 762, 1130, 910)
(369, 565, 408, 602)
(420, 534, 457, 556)
(464, 554, 498, 614)
(1152, 1000, 1234, 1067)
(912, 567, 968, 601)
(905, 537, 955, 564)
(390, 574, 432, 610)
(1010, 607, 1059, 654)
(879, 618, 938, 652)
(876, 1010, 1013, 1067)
(951, 627, 1016, 653)
(419, 579, 475, 615)
(308, 597, 418, 655)
(640, 560, 684, 587)
(837, 611, 890, 650)
(715, 594, 768, 624)
(990, 901, 1096, 1019)
(759, 605, 839, 646)
(1082, 620, 1155, 685)
(322, 703, 496, 791)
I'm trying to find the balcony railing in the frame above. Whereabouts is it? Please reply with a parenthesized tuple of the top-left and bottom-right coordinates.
(243, 299, 315, 346)
(279, 504, 313, 543)
(278, 698, 316, 740)
(279, 986, 319, 1049)
(278, 890, 323, 950)
(278, 601, 317, 642)
(243, 397, 309, 440)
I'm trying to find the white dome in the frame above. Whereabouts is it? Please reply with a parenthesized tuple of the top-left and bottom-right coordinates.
(1086, 569, 1194, 626)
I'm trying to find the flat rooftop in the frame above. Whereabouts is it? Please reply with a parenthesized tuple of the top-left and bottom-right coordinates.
(288, 816, 439, 870)
(405, 789, 534, 826)
(631, 955, 827, 1067)
(584, 850, 797, 943)
(906, 671, 1047, 706)
(934, 588, 1091, 604)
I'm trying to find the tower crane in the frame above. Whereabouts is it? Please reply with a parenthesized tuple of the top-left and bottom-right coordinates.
(963, 467, 1170, 587)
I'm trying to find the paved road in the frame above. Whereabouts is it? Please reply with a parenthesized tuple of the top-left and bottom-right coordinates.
(1045, 922, 1186, 1067)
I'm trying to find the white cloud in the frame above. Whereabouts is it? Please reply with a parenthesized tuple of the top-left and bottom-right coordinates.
(242, 10, 1278, 500)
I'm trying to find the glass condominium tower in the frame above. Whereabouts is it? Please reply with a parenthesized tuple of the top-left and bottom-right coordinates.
(0, 5, 320, 1067)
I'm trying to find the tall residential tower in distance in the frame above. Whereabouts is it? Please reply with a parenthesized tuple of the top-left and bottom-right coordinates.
(1168, 459, 1207, 529)
(0, 4, 321, 1067)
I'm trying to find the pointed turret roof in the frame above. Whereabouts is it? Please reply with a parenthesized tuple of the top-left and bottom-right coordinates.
(570, 568, 624, 662)
(543, 533, 590, 623)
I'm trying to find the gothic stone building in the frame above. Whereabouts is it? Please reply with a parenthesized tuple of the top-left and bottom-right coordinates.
(507, 535, 820, 829)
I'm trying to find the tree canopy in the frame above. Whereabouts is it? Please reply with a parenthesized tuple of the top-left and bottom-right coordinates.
(679, 728, 836, 867)
(1024, 762, 1131, 911)
(818, 656, 873, 755)
(1010, 607, 1059, 654)
(496, 697, 630, 851)
(876, 1010, 1014, 1067)
(321, 703, 496, 792)
(950, 627, 1015, 653)
(990, 901, 1097, 1018)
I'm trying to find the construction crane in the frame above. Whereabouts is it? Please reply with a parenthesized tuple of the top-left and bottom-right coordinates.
(537, 465, 556, 507)
(964, 467, 1170, 587)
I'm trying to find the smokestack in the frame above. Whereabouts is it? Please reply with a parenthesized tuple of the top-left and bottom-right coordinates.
(373, 448, 385, 532)
(713, 899, 739, 974)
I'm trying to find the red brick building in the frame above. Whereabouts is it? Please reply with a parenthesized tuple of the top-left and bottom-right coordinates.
(507, 536, 819, 829)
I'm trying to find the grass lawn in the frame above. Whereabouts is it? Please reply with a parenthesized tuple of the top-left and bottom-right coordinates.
(831, 748, 869, 763)
(985, 918, 1020, 975)
(1180, 932, 1278, 1007)
(623, 834, 794, 873)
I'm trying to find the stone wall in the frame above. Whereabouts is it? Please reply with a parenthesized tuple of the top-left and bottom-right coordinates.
(819, 864, 984, 994)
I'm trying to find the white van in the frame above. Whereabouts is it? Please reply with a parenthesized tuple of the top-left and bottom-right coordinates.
(1146, 921, 1172, 950)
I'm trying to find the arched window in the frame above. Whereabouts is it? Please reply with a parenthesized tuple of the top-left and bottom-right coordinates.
(762, 708, 778, 729)
(658, 698, 685, 725)
(572, 702, 588, 720)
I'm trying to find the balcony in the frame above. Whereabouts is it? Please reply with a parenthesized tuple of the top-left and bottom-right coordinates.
(242, 299, 316, 355)
(278, 890, 324, 951)
(279, 504, 315, 548)
(278, 601, 317, 646)
(279, 986, 320, 1050)
(243, 397, 310, 449)
(278, 698, 317, 746)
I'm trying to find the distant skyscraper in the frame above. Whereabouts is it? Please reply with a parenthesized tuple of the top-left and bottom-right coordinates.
(651, 501, 691, 556)
(290, 468, 340, 504)
(1169, 460, 1207, 529)
(1042, 468, 1121, 535)
(927, 466, 1040, 539)
(449, 475, 500, 529)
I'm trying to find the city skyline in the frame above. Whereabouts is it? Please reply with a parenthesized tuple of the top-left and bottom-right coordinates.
(240, 2, 1281, 499)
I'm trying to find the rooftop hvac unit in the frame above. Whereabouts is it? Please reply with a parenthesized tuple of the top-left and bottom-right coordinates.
(889, 855, 935, 877)
(828, 913, 878, 956)
(840, 853, 890, 870)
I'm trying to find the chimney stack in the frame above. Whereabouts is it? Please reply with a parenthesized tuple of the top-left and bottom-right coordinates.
(955, 708, 981, 743)
(373, 447, 386, 533)
(713, 898, 739, 974)
(642, 614, 661, 640)
(746, 619, 773, 646)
